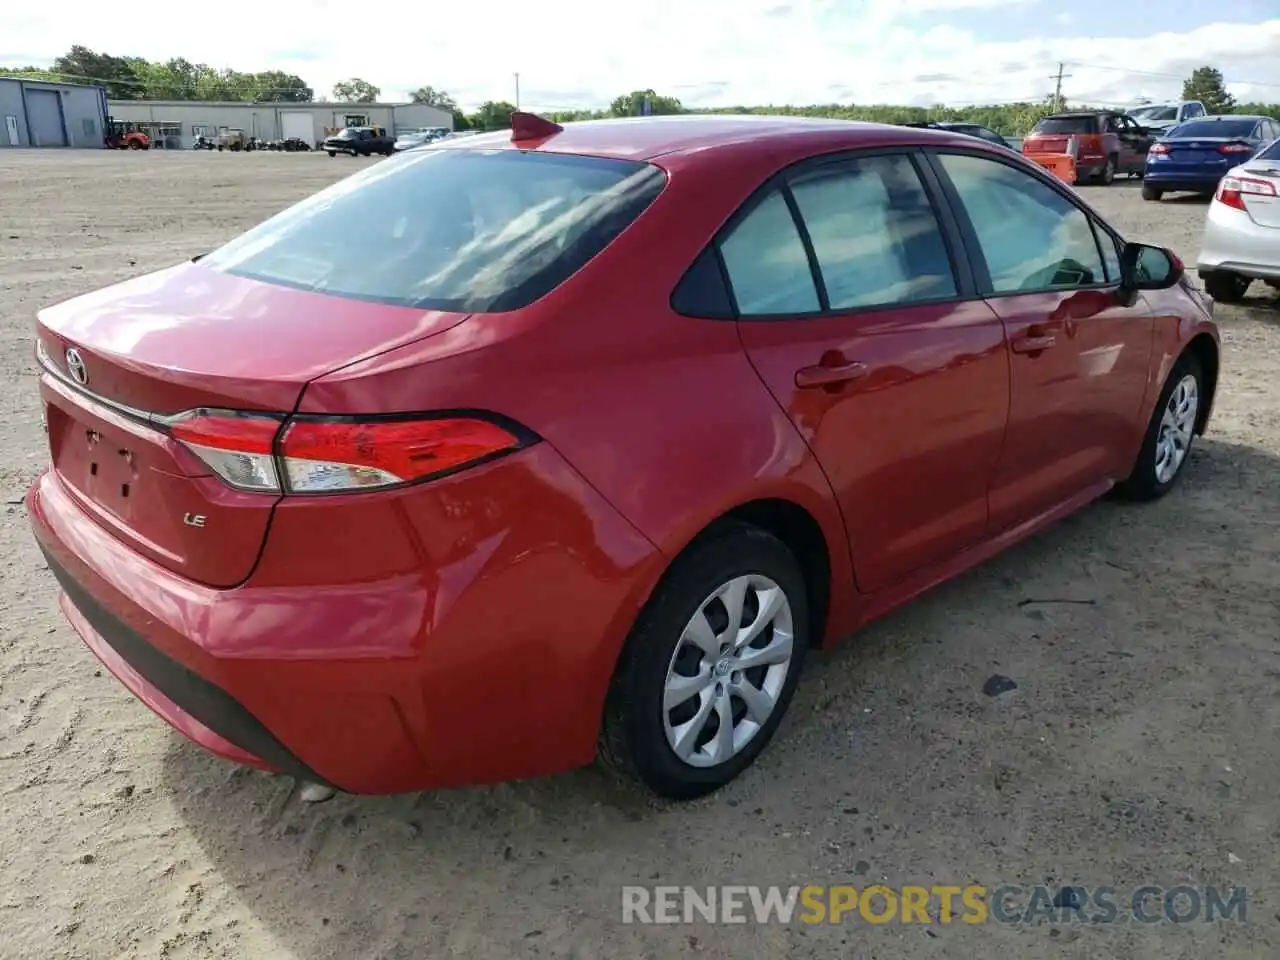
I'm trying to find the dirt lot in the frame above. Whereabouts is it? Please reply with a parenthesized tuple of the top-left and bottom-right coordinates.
(1, 151, 1278, 960)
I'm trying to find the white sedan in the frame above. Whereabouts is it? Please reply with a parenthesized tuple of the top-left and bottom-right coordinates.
(1196, 137, 1280, 303)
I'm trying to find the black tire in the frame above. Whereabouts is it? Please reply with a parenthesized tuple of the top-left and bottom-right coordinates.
(1114, 351, 1204, 502)
(327, 150, 336, 157)
(1141, 183, 1162, 201)
(1095, 155, 1117, 185)
(599, 523, 810, 800)
(1203, 271, 1249, 303)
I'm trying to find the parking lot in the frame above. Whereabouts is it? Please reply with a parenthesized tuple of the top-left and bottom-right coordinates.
(1, 150, 1278, 960)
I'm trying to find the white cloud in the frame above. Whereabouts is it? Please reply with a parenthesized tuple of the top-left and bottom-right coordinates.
(3, 1, 1278, 113)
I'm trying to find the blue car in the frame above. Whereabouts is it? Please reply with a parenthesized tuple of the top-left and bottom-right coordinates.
(1142, 115, 1280, 200)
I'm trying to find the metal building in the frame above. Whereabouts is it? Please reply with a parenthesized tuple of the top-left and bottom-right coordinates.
(0, 77, 109, 147)
(104, 100, 454, 149)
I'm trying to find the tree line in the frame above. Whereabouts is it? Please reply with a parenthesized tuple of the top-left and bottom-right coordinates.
(3, 48, 1276, 136)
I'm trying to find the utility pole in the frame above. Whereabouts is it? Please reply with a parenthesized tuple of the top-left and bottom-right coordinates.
(514, 72, 520, 109)
(1049, 62, 1072, 112)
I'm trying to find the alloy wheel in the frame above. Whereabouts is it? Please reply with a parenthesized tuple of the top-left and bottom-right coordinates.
(662, 574, 796, 768)
(1154, 374, 1199, 484)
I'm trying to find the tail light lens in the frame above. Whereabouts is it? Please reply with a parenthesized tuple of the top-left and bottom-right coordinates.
(169, 412, 282, 492)
(1218, 142, 1253, 155)
(168, 410, 529, 495)
(1149, 143, 1170, 156)
(1215, 174, 1278, 211)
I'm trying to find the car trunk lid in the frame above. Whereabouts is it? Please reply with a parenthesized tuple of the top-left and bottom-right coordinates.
(36, 261, 470, 587)
(1164, 137, 1251, 165)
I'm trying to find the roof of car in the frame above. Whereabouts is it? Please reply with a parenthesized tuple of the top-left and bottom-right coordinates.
(428, 113, 975, 162)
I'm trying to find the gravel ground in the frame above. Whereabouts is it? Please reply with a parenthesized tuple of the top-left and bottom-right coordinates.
(1, 151, 1278, 960)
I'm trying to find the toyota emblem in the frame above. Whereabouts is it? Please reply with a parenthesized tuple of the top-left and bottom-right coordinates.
(65, 348, 87, 385)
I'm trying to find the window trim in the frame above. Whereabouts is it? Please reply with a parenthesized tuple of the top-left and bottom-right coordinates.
(669, 146, 978, 322)
(923, 146, 1127, 299)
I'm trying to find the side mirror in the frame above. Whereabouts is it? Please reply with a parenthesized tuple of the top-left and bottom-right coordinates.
(1120, 242, 1184, 292)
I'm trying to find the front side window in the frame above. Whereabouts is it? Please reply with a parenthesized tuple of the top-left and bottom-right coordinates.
(203, 149, 666, 313)
(718, 190, 821, 315)
(936, 152, 1106, 294)
(787, 155, 957, 309)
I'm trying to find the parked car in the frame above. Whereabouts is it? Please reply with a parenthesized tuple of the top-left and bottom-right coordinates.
(900, 121, 1012, 149)
(27, 113, 1219, 800)
(1126, 100, 1207, 133)
(323, 126, 395, 157)
(1022, 110, 1154, 183)
(1142, 115, 1280, 201)
(393, 129, 448, 152)
(1195, 137, 1280, 302)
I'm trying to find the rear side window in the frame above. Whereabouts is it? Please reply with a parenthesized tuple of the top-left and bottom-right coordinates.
(1033, 116, 1097, 135)
(203, 150, 666, 313)
(1173, 119, 1259, 139)
(788, 156, 957, 309)
(718, 191, 821, 315)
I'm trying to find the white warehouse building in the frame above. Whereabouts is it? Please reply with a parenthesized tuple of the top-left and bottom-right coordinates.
(105, 100, 453, 148)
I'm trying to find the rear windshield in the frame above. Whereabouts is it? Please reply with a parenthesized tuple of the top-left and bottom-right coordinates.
(1256, 139, 1280, 162)
(202, 149, 667, 313)
(1032, 116, 1096, 135)
(1171, 119, 1258, 139)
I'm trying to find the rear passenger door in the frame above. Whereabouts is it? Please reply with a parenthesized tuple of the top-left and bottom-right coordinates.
(725, 151, 1011, 594)
(926, 149, 1154, 532)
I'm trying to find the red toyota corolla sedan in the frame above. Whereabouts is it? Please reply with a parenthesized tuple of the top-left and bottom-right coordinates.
(28, 113, 1219, 800)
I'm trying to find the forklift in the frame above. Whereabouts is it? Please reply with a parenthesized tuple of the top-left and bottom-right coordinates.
(104, 117, 150, 150)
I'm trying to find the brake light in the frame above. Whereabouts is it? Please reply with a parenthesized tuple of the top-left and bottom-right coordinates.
(1215, 174, 1278, 211)
(170, 411, 281, 492)
(1218, 143, 1253, 155)
(279, 417, 522, 493)
(168, 410, 528, 494)
(1149, 143, 1170, 155)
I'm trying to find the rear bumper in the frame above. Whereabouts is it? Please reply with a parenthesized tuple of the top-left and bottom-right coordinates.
(1197, 203, 1280, 281)
(1142, 170, 1223, 192)
(27, 444, 663, 794)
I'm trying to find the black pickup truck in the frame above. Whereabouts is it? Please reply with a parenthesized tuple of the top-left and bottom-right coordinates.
(323, 126, 395, 157)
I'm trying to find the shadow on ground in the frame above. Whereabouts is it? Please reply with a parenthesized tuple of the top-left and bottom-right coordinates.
(163, 437, 1280, 959)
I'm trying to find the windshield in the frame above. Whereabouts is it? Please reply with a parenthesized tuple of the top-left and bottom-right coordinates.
(1130, 105, 1177, 121)
(334, 127, 360, 138)
(202, 149, 667, 313)
(1171, 119, 1258, 139)
(1033, 116, 1096, 135)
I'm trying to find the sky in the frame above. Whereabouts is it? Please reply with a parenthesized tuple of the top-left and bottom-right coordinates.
(3, 1, 1280, 112)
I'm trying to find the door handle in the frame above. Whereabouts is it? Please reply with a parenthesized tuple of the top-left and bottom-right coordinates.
(1010, 335, 1056, 355)
(795, 361, 869, 389)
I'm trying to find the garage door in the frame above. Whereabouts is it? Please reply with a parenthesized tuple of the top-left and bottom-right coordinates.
(281, 112, 313, 143)
(25, 89, 67, 147)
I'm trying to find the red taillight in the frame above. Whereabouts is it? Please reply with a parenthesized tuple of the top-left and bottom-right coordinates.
(1218, 142, 1253, 155)
(168, 410, 527, 494)
(1149, 143, 1170, 155)
(279, 417, 522, 493)
(1215, 173, 1278, 211)
(170, 411, 282, 492)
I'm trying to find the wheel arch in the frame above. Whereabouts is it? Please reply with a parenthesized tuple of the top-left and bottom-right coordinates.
(1184, 332, 1219, 434)
(627, 497, 838, 655)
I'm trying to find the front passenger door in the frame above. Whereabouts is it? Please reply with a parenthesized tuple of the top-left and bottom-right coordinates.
(929, 150, 1154, 533)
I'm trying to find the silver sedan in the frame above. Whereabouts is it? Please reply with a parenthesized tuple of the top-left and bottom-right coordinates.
(1196, 137, 1280, 303)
